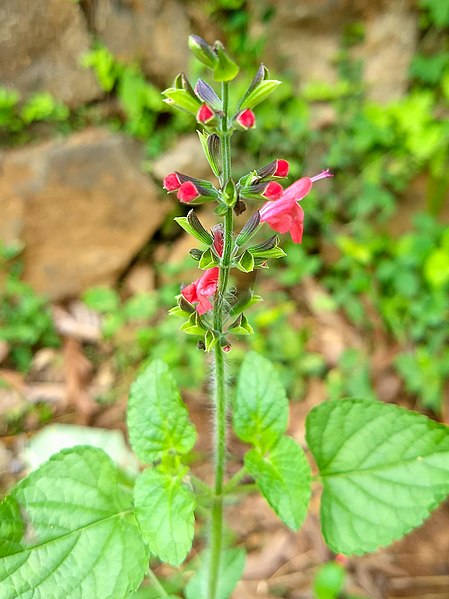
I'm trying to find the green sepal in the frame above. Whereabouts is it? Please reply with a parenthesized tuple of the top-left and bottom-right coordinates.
(228, 290, 263, 319)
(228, 314, 254, 335)
(222, 178, 237, 207)
(180, 312, 207, 335)
(169, 306, 189, 318)
(204, 329, 220, 352)
(189, 248, 203, 261)
(247, 236, 284, 266)
(213, 43, 240, 82)
(239, 80, 281, 110)
(174, 211, 214, 246)
(199, 247, 220, 270)
(197, 131, 221, 177)
(188, 35, 218, 70)
(162, 88, 201, 114)
(235, 211, 261, 247)
(169, 294, 196, 318)
(214, 203, 229, 216)
(235, 250, 255, 273)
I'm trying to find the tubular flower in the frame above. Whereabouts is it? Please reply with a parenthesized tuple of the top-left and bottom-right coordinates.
(259, 169, 333, 244)
(181, 268, 219, 315)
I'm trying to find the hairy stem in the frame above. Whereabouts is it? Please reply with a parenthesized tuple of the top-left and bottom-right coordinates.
(208, 81, 233, 599)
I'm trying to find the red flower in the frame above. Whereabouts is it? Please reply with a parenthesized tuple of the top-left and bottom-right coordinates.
(181, 267, 219, 314)
(274, 159, 289, 177)
(236, 108, 256, 129)
(262, 181, 283, 200)
(163, 172, 182, 191)
(259, 170, 332, 244)
(177, 181, 201, 203)
(197, 103, 215, 124)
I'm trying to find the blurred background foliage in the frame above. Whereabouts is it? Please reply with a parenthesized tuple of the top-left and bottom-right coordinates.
(1, 0, 448, 427)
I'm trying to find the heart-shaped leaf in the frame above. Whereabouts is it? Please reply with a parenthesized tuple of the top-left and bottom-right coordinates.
(306, 399, 449, 554)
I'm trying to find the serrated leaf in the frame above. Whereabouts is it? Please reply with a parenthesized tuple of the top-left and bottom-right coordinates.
(306, 399, 449, 555)
(185, 548, 246, 599)
(233, 352, 288, 451)
(127, 360, 196, 463)
(0, 447, 147, 599)
(134, 468, 195, 566)
(245, 436, 311, 530)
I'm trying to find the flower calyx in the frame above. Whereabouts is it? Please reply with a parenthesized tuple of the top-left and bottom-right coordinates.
(194, 80, 222, 112)
(197, 131, 221, 177)
(237, 63, 281, 111)
(235, 211, 261, 247)
(174, 209, 214, 246)
(247, 235, 287, 261)
(228, 314, 254, 336)
(239, 180, 283, 202)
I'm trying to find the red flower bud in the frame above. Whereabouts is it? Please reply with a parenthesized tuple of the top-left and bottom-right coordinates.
(262, 181, 283, 200)
(236, 108, 256, 129)
(274, 159, 289, 178)
(197, 103, 215, 124)
(163, 172, 182, 192)
(177, 181, 201, 203)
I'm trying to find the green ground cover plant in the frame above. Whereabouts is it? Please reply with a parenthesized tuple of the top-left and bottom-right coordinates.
(1, 35, 449, 599)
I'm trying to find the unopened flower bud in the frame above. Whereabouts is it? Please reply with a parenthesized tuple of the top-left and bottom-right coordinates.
(195, 80, 222, 110)
(211, 224, 224, 256)
(240, 181, 283, 201)
(178, 181, 201, 203)
(256, 159, 289, 179)
(163, 172, 182, 192)
(188, 35, 218, 69)
(197, 103, 216, 124)
(235, 108, 256, 130)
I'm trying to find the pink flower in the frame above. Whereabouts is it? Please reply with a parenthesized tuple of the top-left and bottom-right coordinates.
(197, 103, 215, 124)
(236, 108, 256, 129)
(163, 172, 182, 191)
(259, 169, 333, 244)
(177, 181, 201, 203)
(181, 267, 219, 314)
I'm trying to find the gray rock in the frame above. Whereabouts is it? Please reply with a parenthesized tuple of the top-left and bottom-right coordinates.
(0, 0, 100, 107)
(0, 129, 169, 299)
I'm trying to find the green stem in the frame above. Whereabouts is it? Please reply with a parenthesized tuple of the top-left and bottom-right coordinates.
(208, 81, 233, 599)
(147, 567, 168, 597)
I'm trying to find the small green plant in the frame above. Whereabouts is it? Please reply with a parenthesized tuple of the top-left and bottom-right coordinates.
(1, 36, 449, 599)
(0, 243, 59, 372)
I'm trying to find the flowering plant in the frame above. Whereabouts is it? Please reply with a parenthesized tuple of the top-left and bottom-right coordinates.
(1, 36, 449, 599)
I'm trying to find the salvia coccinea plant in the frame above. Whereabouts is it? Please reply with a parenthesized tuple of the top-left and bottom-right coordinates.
(1, 36, 449, 599)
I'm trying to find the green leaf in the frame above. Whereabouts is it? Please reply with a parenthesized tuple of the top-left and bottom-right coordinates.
(134, 468, 195, 566)
(127, 360, 196, 463)
(185, 548, 246, 599)
(313, 561, 346, 599)
(0, 447, 148, 599)
(306, 399, 449, 555)
(245, 436, 311, 530)
(233, 352, 288, 451)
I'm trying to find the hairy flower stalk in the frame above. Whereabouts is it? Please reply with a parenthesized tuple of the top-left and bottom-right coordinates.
(162, 36, 332, 599)
(208, 80, 233, 599)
